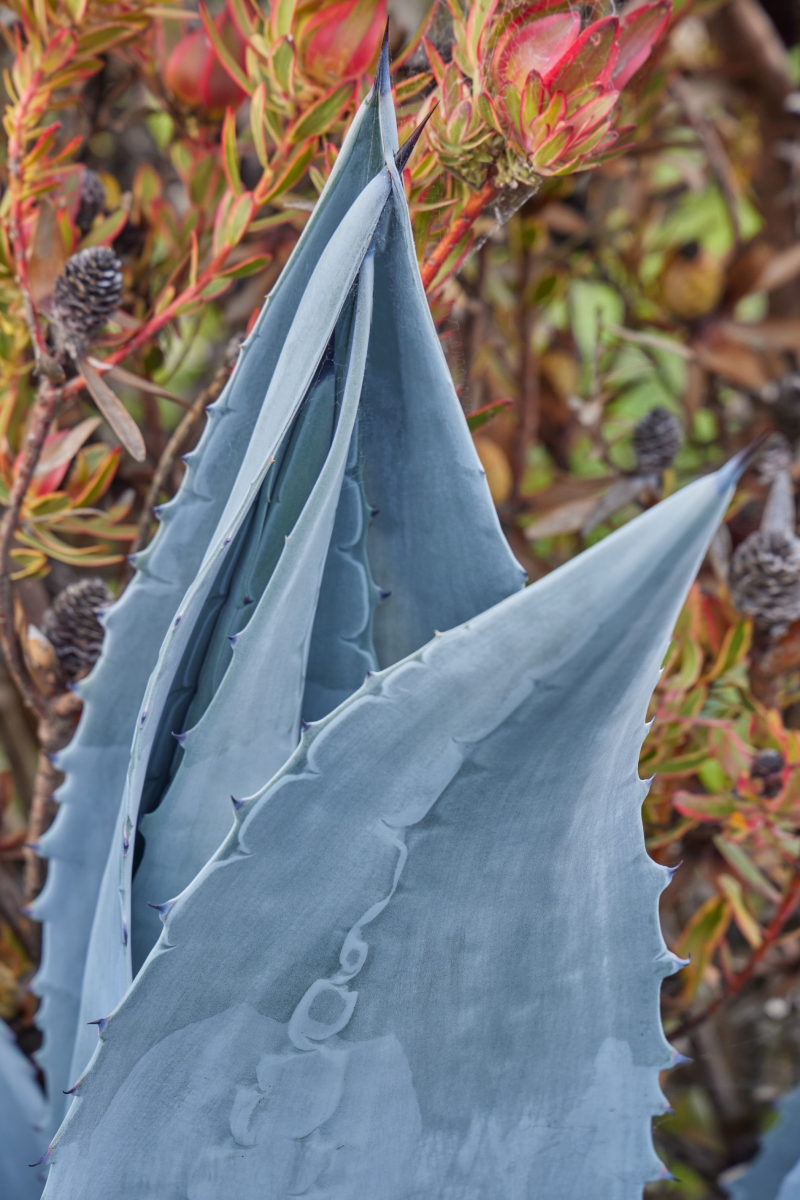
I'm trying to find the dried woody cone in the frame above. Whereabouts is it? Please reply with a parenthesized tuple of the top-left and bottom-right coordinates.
(75, 170, 106, 236)
(581, 407, 684, 536)
(51, 248, 146, 462)
(42, 577, 112, 685)
(729, 468, 800, 639)
(51, 246, 122, 359)
(632, 406, 683, 474)
(24, 580, 112, 901)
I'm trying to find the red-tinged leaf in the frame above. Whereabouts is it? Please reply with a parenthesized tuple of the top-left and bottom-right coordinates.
(250, 82, 269, 170)
(548, 16, 619, 93)
(219, 254, 271, 279)
(22, 121, 60, 169)
(27, 197, 68, 306)
(40, 29, 76, 75)
(713, 834, 782, 903)
(199, 277, 233, 300)
(531, 125, 573, 169)
(44, 135, 84, 170)
(287, 82, 354, 144)
(24, 491, 72, 518)
(569, 89, 619, 138)
(423, 37, 447, 86)
(298, 0, 386, 85)
(272, 35, 296, 94)
(270, 0, 296, 41)
(718, 874, 762, 949)
(259, 140, 316, 204)
(704, 619, 752, 682)
(221, 107, 242, 195)
(227, 0, 257, 42)
(69, 445, 121, 508)
(15, 526, 124, 567)
(189, 230, 199, 288)
(199, 2, 253, 97)
(76, 21, 145, 56)
(427, 229, 475, 292)
(80, 357, 146, 463)
(614, 0, 670, 89)
(213, 189, 255, 252)
(465, 0, 499, 75)
(9, 548, 48, 581)
(673, 791, 735, 821)
(466, 399, 513, 431)
(48, 58, 104, 90)
(81, 208, 128, 249)
(651, 747, 709, 775)
(492, 10, 580, 93)
(673, 895, 731, 1000)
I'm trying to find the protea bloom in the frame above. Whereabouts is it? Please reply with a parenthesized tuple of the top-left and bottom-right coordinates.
(427, 0, 670, 189)
(295, 0, 388, 86)
(485, 0, 671, 183)
(164, 4, 247, 118)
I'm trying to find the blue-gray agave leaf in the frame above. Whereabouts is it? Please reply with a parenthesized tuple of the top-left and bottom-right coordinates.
(0, 1020, 47, 1200)
(128, 164, 525, 975)
(70, 169, 391, 1088)
(728, 1084, 800, 1200)
(44, 455, 746, 1200)
(32, 53, 399, 1134)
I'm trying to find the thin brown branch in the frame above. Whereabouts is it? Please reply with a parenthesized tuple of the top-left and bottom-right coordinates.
(130, 351, 238, 558)
(23, 691, 82, 901)
(0, 858, 38, 960)
(668, 867, 800, 1040)
(0, 380, 62, 718)
(671, 75, 741, 246)
(421, 179, 497, 291)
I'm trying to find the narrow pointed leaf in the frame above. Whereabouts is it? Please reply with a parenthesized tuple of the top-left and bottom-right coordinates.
(0, 1020, 47, 1200)
(131, 258, 376, 970)
(44, 456, 744, 1199)
(69, 169, 391, 1084)
(729, 1085, 800, 1200)
(33, 72, 400, 1133)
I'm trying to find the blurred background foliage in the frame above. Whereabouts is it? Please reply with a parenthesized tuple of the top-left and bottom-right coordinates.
(3, 0, 800, 1195)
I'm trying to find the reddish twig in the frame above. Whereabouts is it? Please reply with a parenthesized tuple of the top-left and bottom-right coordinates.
(6, 67, 49, 364)
(0, 380, 61, 718)
(421, 178, 497, 291)
(130, 348, 238, 557)
(669, 867, 800, 1040)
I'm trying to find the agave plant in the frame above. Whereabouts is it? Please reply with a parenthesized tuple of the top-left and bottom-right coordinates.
(729, 1085, 800, 1200)
(40, 446, 747, 1199)
(428, 0, 670, 188)
(0, 1020, 47, 1200)
(34, 37, 524, 1136)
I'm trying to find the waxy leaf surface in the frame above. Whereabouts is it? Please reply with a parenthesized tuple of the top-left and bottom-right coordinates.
(45, 455, 744, 1200)
(0, 1020, 47, 1200)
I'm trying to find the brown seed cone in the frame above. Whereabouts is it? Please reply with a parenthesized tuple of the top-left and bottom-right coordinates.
(52, 246, 122, 358)
(729, 529, 800, 638)
(632, 406, 683, 473)
(75, 170, 107, 236)
(42, 578, 112, 684)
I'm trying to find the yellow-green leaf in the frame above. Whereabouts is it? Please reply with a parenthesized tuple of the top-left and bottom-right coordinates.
(221, 108, 242, 196)
(718, 874, 763, 948)
(288, 82, 353, 144)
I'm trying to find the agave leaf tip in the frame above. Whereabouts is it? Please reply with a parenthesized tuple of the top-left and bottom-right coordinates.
(395, 105, 437, 173)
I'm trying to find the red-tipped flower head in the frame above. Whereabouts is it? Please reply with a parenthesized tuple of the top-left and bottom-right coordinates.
(164, 5, 247, 118)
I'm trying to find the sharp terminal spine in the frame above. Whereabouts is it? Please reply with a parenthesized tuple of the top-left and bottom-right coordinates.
(394, 105, 437, 173)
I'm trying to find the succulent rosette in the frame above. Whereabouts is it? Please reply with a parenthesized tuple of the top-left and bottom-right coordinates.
(429, 0, 670, 188)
